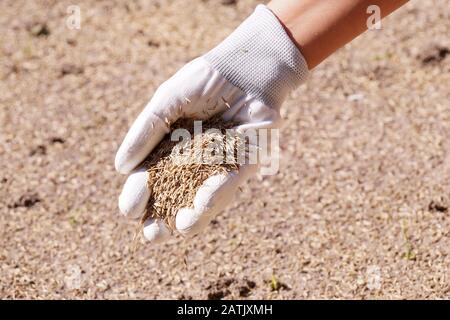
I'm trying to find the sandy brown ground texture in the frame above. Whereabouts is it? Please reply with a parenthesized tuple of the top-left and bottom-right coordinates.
(0, 0, 449, 299)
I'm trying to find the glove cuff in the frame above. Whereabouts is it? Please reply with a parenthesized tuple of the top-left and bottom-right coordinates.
(204, 4, 309, 109)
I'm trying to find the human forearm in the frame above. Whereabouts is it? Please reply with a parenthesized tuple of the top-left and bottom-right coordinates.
(267, 0, 409, 69)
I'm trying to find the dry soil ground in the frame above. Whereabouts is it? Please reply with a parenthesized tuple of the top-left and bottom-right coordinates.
(0, 0, 449, 299)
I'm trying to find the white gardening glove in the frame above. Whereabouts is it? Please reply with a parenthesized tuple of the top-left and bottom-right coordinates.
(115, 5, 309, 243)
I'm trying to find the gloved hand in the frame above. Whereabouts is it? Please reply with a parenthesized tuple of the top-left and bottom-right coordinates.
(115, 5, 309, 243)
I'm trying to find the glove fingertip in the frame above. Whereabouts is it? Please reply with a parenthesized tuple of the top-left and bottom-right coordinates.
(118, 169, 150, 219)
(176, 207, 209, 236)
(115, 151, 133, 175)
(143, 219, 171, 243)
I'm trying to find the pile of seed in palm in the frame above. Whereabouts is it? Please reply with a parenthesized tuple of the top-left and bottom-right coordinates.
(141, 117, 242, 231)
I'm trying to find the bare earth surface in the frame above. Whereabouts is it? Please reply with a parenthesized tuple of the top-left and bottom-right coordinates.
(0, 0, 449, 299)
